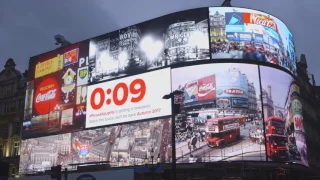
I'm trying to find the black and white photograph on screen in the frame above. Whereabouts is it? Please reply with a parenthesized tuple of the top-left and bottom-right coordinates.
(260, 66, 308, 166)
(88, 8, 209, 84)
(171, 63, 265, 163)
(209, 7, 297, 75)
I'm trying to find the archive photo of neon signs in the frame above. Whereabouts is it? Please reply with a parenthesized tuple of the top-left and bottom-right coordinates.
(23, 41, 90, 139)
(209, 7, 297, 75)
(171, 63, 265, 163)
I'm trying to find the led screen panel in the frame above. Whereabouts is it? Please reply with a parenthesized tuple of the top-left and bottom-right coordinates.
(23, 41, 90, 139)
(260, 66, 308, 166)
(88, 8, 209, 84)
(19, 117, 172, 174)
(86, 68, 172, 128)
(171, 63, 265, 163)
(209, 7, 297, 75)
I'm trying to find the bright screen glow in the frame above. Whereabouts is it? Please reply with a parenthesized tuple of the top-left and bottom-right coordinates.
(209, 7, 297, 75)
(172, 63, 265, 162)
(86, 68, 172, 128)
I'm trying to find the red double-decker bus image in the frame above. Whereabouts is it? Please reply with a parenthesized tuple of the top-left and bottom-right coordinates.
(265, 116, 288, 160)
(205, 116, 244, 148)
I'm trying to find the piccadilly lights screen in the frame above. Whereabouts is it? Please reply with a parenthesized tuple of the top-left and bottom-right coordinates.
(21, 6, 307, 174)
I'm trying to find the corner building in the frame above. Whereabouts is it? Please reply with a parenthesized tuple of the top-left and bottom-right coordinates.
(18, 4, 320, 180)
(0, 59, 27, 178)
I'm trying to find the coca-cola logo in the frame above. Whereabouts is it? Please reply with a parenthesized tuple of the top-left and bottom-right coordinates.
(34, 77, 59, 115)
(250, 14, 277, 31)
(199, 83, 215, 93)
(36, 89, 57, 103)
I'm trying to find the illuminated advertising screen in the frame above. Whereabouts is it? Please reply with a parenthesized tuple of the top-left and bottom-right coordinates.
(88, 8, 209, 84)
(172, 63, 265, 163)
(19, 118, 171, 174)
(209, 7, 297, 75)
(86, 68, 172, 128)
(23, 41, 89, 139)
(260, 66, 308, 166)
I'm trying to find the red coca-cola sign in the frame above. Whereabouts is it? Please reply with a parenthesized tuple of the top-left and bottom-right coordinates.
(244, 13, 278, 32)
(34, 77, 59, 115)
(198, 75, 216, 101)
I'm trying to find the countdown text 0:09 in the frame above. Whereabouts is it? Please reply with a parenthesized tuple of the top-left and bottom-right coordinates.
(90, 79, 146, 110)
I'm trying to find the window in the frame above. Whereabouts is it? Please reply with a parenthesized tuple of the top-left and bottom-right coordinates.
(4, 102, 9, 113)
(15, 122, 21, 135)
(11, 167, 16, 177)
(13, 142, 19, 156)
(6, 86, 10, 95)
(17, 99, 23, 111)
(3, 126, 7, 138)
(0, 144, 3, 157)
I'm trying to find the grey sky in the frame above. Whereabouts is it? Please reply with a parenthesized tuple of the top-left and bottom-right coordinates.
(260, 66, 292, 107)
(0, 0, 318, 83)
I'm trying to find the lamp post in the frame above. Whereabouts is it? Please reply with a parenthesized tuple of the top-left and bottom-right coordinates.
(163, 90, 184, 180)
(144, 148, 161, 180)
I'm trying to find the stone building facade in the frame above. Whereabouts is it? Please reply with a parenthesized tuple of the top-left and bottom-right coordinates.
(0, 58, 27, 177)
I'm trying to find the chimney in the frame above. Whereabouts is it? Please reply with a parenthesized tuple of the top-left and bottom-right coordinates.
(267, 85, 272, 99)
(300, 54, 307, 69)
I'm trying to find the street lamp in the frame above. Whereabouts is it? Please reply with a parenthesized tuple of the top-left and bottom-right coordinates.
(162, 90, 184, 180)
(144, 148, 161, 180)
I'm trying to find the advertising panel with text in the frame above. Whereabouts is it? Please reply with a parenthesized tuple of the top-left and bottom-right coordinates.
(86, 68, 172, 128)
(172, 63, 265, 163)
(23, 41, 89, 139)
(209, 7, 297, 75)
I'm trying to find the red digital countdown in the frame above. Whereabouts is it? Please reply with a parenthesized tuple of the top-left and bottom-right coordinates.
(86, 68, 172, 128)
(90, 79, 146, 109)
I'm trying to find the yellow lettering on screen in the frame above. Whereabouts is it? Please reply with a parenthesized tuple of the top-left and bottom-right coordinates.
(35, 54, 63, 78)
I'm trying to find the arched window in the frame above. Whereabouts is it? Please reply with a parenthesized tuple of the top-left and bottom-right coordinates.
(13, 141, 19, 156)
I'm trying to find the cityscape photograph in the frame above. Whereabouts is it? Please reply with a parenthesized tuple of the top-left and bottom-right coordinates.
(260, 66, 308, 166)
(88, 8, 210, 83)
(171, 63, 266, 163)
(19, 117, 172, 174)
(209, 7, 297, 74)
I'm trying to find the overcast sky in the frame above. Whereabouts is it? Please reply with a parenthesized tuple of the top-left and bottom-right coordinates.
(0, 0, 318, 83)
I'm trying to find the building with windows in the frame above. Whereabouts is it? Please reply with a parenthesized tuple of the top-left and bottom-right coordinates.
(248, 82, 258, 118)
(296, 54, 320, 169)
(261, 86, 274, 121)
(0, 58, 27, 177)
(209, 10, 226, 44)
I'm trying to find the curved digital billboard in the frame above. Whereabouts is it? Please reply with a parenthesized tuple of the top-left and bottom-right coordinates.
(209, 7, 296, 75)
(21, 6, 306, 175)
